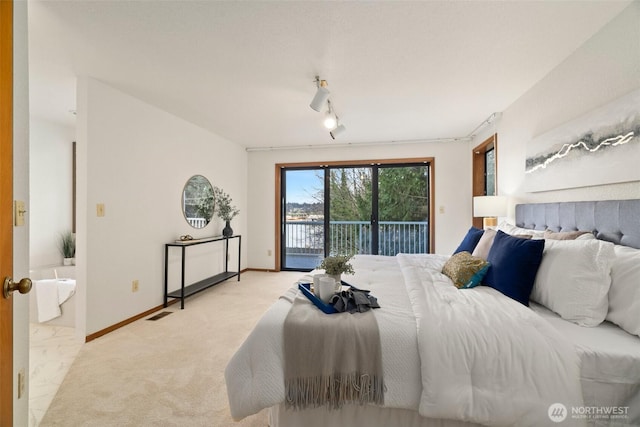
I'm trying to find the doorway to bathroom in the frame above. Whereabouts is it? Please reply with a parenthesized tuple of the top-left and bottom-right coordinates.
(28, 130, 82, 425)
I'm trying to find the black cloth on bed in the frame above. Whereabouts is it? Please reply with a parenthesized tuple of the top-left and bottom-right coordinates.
(329, 288, 380, 313)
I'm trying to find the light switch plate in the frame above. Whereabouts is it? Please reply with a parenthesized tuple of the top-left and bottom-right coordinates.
(97, 203, 105, 217)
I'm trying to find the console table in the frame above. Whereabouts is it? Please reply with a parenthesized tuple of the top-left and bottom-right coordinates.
(164, 235, 241, 309)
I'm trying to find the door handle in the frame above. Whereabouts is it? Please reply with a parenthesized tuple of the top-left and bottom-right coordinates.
(3, 277, 32, 299)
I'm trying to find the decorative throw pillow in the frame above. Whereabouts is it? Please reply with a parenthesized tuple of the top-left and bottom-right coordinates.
(472, 230, 532, 261)
(471, 228, 497, 260)
(544, 229, 592, 240)
(442, 251, 490, 289)
(483, 231, 545, 306)
(531, 239, 615, 327)
(606, 245, 640, 336)
(515, 234, 533, 239)
(453, 227, 484, 254)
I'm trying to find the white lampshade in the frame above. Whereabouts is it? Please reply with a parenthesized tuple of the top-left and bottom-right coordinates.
(310, 86, 330, 112)
(473, 196, 507, 228)
(473, 196, 507, 217)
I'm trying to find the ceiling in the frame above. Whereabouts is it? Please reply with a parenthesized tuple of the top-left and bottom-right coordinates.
(28, 1, 631, 149)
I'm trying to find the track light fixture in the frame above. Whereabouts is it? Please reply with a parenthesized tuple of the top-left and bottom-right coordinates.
(310, 76, 347, 139)
(310, 77, 330, 112)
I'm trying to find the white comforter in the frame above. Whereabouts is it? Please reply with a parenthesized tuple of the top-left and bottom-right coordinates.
(225, 254, 585, 426)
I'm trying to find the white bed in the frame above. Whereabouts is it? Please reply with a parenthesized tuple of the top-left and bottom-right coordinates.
(531, 303, 640, 426)
(226, 200, 640, 427)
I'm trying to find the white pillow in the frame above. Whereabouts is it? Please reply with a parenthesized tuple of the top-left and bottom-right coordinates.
(543, 229, 593, 240)
(606, 245, 640, 336)
(531, 239, 615, 327)
(576, 233, 596, 241)
(471, 228, 496, 260)
(496, 221, 545, 239)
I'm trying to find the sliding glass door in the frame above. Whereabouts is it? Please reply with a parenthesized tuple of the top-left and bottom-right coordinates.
(282, 169, 324, 270)
(378, 165, 430, 255)
(281, 162, 430, 271)
(328, 167, 373, 256)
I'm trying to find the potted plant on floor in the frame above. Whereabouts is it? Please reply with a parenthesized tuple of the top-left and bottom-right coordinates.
(59, 231, 75, 265)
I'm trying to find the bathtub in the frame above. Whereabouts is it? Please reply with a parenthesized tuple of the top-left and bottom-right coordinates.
(29, 266, 76, 328)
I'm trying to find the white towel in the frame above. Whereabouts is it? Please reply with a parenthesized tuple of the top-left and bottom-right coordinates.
(35, 279, 76, 322)
(36, 279, 62, 322)
(56, 279, 76, 305)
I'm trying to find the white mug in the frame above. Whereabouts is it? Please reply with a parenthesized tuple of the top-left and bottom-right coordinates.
(313, 274, 327, 296)
(318, 277, 337, 304)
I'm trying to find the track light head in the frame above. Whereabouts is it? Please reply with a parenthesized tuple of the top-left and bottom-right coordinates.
(309, 77, 330, 112)
(330, 124, 346, 140)
(323, 114, 337, 129)
(323, 100, 337, 128)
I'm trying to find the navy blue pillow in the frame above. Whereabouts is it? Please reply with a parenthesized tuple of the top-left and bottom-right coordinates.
(453, 227, 484, 254)
(483, 231, 545, 306)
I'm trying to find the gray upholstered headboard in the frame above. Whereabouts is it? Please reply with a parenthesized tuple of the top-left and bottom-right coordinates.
(515, 199, 640, 249)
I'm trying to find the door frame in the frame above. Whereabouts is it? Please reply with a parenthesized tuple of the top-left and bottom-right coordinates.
(1, 0, 14, 424)
(275, 157, 435, 271)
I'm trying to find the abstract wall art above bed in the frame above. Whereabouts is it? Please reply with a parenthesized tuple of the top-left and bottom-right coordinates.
(524, 88, 640, 192)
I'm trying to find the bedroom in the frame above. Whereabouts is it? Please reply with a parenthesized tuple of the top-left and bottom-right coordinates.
(3, 0, 640, 426)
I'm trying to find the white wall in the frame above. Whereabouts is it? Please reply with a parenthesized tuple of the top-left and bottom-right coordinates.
(247, 140, 471, 269)
(76, 77, 247, 336)
(29, 118, 74, 268)
(477, 1, 640, 218)
(13, 1, 30, 425)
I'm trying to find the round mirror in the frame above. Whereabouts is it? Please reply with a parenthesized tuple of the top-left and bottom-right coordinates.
(182, 175, 214, 229)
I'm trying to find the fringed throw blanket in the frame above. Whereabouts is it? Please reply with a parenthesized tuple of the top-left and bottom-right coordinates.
(283, 292, 384, 411)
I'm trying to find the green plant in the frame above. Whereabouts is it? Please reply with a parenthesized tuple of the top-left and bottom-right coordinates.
(214, 187, 240, 222)
(58, 231, 75, 258)
(318, 255, 354, 275)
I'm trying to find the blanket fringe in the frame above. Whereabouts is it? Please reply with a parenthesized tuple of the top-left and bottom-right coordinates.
(285, 373, 385, 411)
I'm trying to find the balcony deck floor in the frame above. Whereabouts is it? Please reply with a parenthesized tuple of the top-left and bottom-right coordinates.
(283, 253, 323, 271)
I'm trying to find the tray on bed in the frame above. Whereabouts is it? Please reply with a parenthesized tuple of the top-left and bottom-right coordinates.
(298, 283, 338, 314)
(298, 281, 363, 314)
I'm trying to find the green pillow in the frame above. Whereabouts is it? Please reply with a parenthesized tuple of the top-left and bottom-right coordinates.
(442, 251, 490, 289)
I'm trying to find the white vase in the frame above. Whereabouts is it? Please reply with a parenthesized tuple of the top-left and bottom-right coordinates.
(63, 258, 73, 266)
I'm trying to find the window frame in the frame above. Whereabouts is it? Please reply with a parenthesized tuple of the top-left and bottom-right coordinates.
(472, 134, 498, 229)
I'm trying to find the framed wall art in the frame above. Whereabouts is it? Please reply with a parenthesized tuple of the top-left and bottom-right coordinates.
(524, 88, 640, 192)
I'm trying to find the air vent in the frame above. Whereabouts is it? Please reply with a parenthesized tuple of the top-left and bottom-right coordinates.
(147, 311, 173, 321)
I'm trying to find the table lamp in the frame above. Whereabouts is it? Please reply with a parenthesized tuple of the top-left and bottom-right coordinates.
(473, 196, 508, 229)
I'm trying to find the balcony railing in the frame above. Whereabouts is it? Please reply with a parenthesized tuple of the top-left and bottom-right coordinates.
(284, 220, 429, 268)
(186, 217, 207, 228)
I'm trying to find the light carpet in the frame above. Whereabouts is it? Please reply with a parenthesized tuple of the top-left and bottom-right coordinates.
(40, 270, 303, 427)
